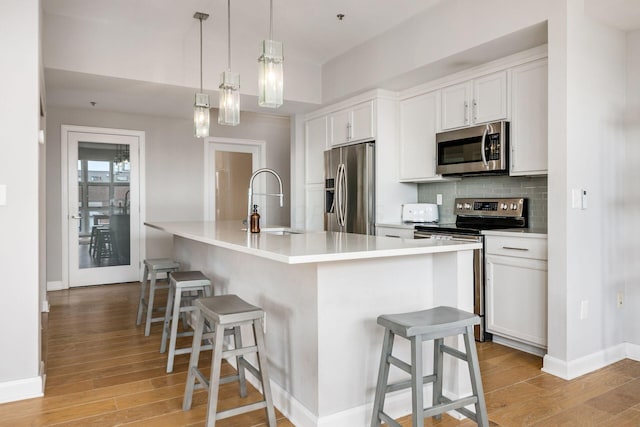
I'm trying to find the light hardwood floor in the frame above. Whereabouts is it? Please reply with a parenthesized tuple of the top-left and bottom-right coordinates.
(0, 282, 639, 426)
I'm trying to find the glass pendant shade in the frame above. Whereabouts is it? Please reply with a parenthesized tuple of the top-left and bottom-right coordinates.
(258, 40, 284, 108)
(218, 70, 240, 126)
(193, 93, 210, 138)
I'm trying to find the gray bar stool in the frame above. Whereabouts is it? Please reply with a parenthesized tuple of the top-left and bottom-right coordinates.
(183, 294, 276, 427)
(161, 270, 213, 373)
(371, 306, 489, 427)
(136, 258, 180, 336)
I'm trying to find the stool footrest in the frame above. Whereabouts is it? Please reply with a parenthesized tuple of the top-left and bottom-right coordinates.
(439, 396, 480, 421)
(378, 411, 402, 427)
(441, 344, 468, 362)
(216, 401, 268, 421)
(387, 354, 411, 374)
(222, 345, 258, 359)
(238, 357, 261, 380)
(424, 396, 478, 419)
(386, 374, 436, 394)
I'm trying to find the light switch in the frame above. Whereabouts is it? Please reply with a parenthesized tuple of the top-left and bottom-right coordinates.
(436, 194, 443, 205)
(0, 185, 6, 206)
(571, 189, 581, 209)
(581, 189, 588, 210)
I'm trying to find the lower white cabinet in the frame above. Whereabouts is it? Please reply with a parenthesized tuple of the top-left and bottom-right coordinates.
(485, 233, 548, 348)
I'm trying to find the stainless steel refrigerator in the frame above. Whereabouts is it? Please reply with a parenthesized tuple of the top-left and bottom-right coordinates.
(324, 142, 375, 235)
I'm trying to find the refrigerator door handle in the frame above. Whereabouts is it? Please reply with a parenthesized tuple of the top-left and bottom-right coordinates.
(335, 164, 343, 227)
(338, 163, 346, 227)
(341, 163, 348, 227)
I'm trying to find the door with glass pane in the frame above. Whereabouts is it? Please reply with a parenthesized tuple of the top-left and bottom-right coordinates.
(67, 131, 140, 286)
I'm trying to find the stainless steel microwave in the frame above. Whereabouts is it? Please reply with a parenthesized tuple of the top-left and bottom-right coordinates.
(436, 121, 509, 175)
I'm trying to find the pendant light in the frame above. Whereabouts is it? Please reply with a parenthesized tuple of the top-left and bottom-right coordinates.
(193, 12, 210, 138)
(218, 0, 240, 126)
(258, 0, 283, 108)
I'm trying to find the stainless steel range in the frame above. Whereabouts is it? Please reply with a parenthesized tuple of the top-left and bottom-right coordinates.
(414, 197, 528, 341)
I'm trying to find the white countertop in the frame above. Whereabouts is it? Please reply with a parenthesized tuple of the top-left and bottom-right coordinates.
(375, 222, 420, 230)
(146, 221, 481, 264)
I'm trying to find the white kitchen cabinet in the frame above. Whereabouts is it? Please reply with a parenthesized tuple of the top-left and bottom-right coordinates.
(376, 225, 415, 239)
(510, 58, 548, 176)
(329, 101, 375, 146)
(485, 234, 548, 348)
(441, 71, 508, 130)
(305, 116, 328, 185)
(399, 91, 444, 182)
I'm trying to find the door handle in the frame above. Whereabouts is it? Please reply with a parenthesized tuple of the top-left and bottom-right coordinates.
(70, 215, 82, 220)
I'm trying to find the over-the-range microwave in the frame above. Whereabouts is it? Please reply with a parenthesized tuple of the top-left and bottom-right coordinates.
(435, 120, 509, 175)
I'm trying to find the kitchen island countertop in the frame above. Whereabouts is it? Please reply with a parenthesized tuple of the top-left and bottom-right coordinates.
(146, 220, 481, 264)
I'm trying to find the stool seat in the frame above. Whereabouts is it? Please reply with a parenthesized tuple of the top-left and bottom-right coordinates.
(183, 294, 276, 427)
(196, 294, 263, 324)
(371, 306, 488, 427)
(378, 306, 480, 338)
(170, 270, 211, 287)
(137, 258, 180, 336)
(145, 258, 181, 270)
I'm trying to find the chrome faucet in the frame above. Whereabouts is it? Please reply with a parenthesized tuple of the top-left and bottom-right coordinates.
(247, 168, 284, 229)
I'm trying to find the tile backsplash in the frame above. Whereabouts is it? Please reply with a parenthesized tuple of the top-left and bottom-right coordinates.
(417, 175, 548, 230)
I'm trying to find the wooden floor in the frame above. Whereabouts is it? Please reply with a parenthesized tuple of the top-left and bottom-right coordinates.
(0, 283, 639, 426)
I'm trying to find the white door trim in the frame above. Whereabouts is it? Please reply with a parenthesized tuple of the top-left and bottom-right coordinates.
(203, 137, 266, 222)
(60, 125, 146, 289)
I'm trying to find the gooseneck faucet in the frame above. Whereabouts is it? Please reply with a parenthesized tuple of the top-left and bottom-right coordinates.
(247, 168, 284, 230)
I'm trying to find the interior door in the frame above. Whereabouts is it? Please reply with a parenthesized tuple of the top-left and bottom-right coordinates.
(67, 131, 141, 286)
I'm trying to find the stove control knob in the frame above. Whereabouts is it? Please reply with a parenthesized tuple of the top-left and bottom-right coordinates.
(501, 203, 508, 210)
(456, 203, 463, 209)
(464, 203, 471, 210)
(511, 203, 518, 210)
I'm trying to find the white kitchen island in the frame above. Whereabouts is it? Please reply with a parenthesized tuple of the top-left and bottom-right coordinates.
(145, 221, 482, 427)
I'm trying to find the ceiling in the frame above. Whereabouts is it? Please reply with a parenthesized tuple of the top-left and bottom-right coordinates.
(43, 0, 640, 120)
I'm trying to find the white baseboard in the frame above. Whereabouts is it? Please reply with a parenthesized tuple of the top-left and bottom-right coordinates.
(0, 376, 44, 404)
(626, 342, 640, 361)
(41, 300, 50, 313)
(542, 343, 627, 380)
(47, 281, 64, 291)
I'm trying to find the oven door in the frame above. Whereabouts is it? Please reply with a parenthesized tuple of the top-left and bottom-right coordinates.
(436, 121, 508, 175)
(414, 230, 488, 341)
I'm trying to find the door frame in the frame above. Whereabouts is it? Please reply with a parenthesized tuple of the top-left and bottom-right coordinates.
(204, 137, 266, 221)
(60, 125, 146, 289)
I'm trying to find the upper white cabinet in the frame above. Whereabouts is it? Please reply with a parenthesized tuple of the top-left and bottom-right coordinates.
(329, 101, 375, 146)
(510, 58, 548, 176)
(304, 116, 328, 185)
(399, 91, 442, 181)
(441, 70, 508, 130)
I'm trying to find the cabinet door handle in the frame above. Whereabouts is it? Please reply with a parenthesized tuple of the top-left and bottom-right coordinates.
(502, 246, 529, 251)
(385, 234, 401, 238)
(464, 101, 469, 124)
(346, 122, 352, 141)
(473, 99, 477, 122)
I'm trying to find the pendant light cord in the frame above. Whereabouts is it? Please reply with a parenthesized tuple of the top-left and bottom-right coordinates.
(227, 0, 231, 70)
(199, 16, 203, 92)
(269, 0, 273, 41)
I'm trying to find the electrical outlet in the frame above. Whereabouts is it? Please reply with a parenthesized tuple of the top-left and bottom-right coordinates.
(436, 194, 443, 205)
(617, 292, 624, 308)
(580, 300, 589, 320)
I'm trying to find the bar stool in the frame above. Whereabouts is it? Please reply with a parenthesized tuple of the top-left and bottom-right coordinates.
(161, 270, 213, 373)
(136, 258, 181, 336)
(370, 306, 488, 427)
(183, 294, 276, 427)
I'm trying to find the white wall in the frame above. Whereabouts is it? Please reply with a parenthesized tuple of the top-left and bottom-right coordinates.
(42, 10, 321, 105)
(46, 107, 290, 284)
(321, 0, 554, 104)
(624, 30, 640, 347)
(0, 0, 43, 402)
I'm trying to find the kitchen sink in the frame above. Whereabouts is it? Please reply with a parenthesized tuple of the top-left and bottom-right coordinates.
(261, 227, 303, 235)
